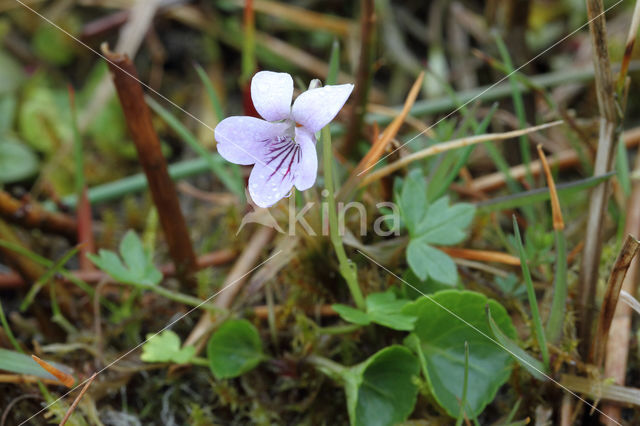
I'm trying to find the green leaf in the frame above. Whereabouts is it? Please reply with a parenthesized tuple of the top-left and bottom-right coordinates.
(32, 19, 79, 65)
(332, 292, 416, 331)
(207, 319, 265, 379)
(0, 348, 69, 380)
(402, 290, 516, 418)
(332, 304, 371, 325)
(365, 292, 416, 331)
(399, 169, 427, 235)
(141, 330, 195, 364)
(344, 345, 420, 426)
(407, 239, 457, 285)
(0, 137, 39, 183)
(0, 50, 25, 94)
(119, 230, 147, 277)
(416, 197, 476, 245)
(486, 306, 548, 381)
(87, 230, 162, 286)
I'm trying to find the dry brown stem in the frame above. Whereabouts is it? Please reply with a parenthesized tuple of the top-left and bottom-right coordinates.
(360, 121, 562, 186)
(467, 126, 640, 194)
(590, 234, 640, 368)
(0, 249, 236, 289)
(342, 0, 375, 157)
(578, 0, 620, 356)
(0, 191, 76, 239)
(102, 43, 197, 286)
(339, 72, 424, 200)
(602, 132, 640, 423)
(59, 373, 97, 426)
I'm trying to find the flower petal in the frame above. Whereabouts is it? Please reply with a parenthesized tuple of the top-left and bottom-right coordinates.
(214, 116, 288, 165)
(251, 71, 294, 122)
(293, 128, 317, 191)
(291, 83, 354, 133)
(248, 159, 296, 208)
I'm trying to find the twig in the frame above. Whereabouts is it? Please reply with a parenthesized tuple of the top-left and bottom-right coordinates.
(602, 4, 640, 421)
(590, 235, 640, 368)
(0, 249, 236, 289)
(339, 72, 424, 200)
(59, 373, 96, 426)
(0, 191, 76, 239)
(182, 228, 275, 351)
(467, 126, 640, 193)
(102, 43, 197, 286)
(438, 247, 520, 266)
(359, 121, 562, 186)
(342, 0, 375, 157)
(578, 0, 620, 357)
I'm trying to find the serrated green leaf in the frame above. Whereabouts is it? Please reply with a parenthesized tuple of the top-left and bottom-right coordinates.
(365, 292, 416, 331)
(333, 292, 416, 331)
(402, 290, 516, 418)
(332, 304, 371, 325)
(416, 197, 476, 245)
(344, 345, 420, 426)
(141, 330, 195, 364)
(407, 239, 457, 285)
(87, 250, 131, 283)
(207, 319, 265, 379)
(119, 230, 146, 277)
(88, 230, 162, 286)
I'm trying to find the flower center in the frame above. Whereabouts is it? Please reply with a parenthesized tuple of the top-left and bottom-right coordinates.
(264, 135, 300, 182)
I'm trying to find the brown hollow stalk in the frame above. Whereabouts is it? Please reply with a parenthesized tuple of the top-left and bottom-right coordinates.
(602, 147, 640, 425)
(0, 191, 77, 239)
(341, 0, 375, 157)
(578, 0, 620, 357)
(589, 234, 640, 368)
(101, 43, 197, 286)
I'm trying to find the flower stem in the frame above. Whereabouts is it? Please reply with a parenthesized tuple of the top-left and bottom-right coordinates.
(321, 127, 365, 310)
(306, 354, 348, 382)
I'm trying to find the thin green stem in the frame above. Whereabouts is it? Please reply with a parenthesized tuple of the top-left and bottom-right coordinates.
(317, 323, 362, 335)
(512, 216, 550, 369)
(137, 283, 223, 314)
(306, 354, 348, 382)
(546, 230, 567, 342)
(494, 33, 533, 186)
(322, 127, 365, 310)
(0, 299, 23, 353)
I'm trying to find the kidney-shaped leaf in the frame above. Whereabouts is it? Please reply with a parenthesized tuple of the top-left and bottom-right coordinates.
(343, 345, 420, 426)
(402, 290, 516, 418)
(207, 319, 265, 379)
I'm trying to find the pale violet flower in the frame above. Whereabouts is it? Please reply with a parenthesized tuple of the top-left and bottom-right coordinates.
(214, 71, 354, 207)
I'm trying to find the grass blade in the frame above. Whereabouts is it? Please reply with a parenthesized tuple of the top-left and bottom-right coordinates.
(512, 215, 550, 370)
(487, 305, 549, 381)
